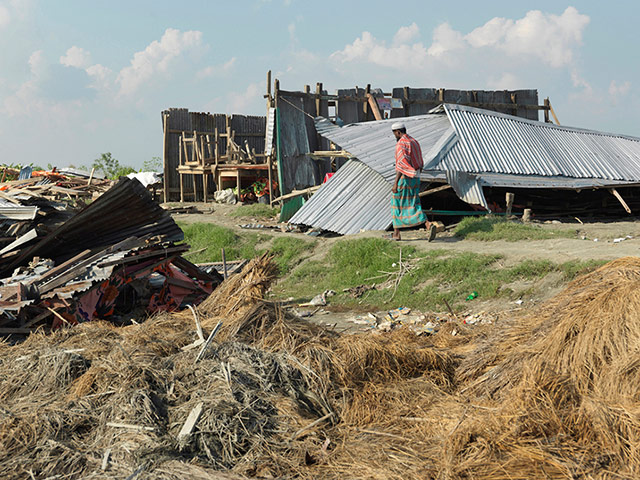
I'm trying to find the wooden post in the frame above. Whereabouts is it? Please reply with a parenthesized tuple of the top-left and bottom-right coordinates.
(522, 208, 532, 222)
(366, 94, 383, 121)
(268, 154, 273, 207)
(315, 82, 322, 117)
(266, 70, 272, 106)
(163, 113, 170, 203)
(221, 248, 228, 279)
(505, 192, 515, 216)
(88, 167, 95, 186)
(403, 86, 410, 117)
(548, 100, 561, 125)
(192, 174, 197, 202)
(363, 84, 371, 120)
(438, 88, 445, 103)
(203, 172, 208, 204)
(543, 98, 550, 123)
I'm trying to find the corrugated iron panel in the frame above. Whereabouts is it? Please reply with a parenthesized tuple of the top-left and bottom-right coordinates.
(315, 115, 452, 183)
(289, 160, 392, 235)
(441, 104, 640, 181)
(446, 171, 490, 210)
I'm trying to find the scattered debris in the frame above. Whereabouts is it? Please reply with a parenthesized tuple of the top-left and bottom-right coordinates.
(0, 177, 222, 334)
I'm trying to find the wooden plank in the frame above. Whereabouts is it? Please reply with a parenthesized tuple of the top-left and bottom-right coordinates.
(419, 184, 452, 197)
(178, 402, 204, 441)
(30, 249, 93, 285)
(548, 100, 561, 125)
(610, 188, 632, 214)
(0, 327, 39, 334)
(366, 94, 383, 121)
(271, 185, 321, 203)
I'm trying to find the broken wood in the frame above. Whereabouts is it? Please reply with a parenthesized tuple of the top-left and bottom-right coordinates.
(366, 93, 383, 120)
(610, 188, 632, 214)
(177, 402, 204, 441)
(271, 185, 321, 203)
(419, 184, 451, 197)
(194, 321, 222, 363)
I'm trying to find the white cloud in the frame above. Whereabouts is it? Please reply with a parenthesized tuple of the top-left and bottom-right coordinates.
(196, 57, 236, 80)
(427, 22, 465, 57)
(60, 46, 91, 69)
(28, 50, 46, 76)
(85, 63, 112, 90)
(465, 7, 589, 67)
(333, 7, 589, 73)
(487, 72, 521, 90)
(331, 28, 428, 69)
(226, 82, 263, 113)
(116, 28, 204, 96)
(609, 80, 631, 98)
(393, 22, 419, 45)
(0, 5, 10, 28)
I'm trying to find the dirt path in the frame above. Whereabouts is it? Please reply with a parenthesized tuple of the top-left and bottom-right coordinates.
(170, 202, 640, 265)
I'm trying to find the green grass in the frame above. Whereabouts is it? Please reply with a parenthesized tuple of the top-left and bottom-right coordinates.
(229, 203, 280, 220)
(275, 237, 603, 311)
(453, 216, 576, 241)
(269, 237, 316, 274)
(178, 222, 267, 263)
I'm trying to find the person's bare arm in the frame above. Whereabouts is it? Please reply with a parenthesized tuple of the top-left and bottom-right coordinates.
(392, 170, 402, 193)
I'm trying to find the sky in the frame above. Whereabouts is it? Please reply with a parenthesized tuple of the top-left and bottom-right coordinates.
(0, 0, 638, 169)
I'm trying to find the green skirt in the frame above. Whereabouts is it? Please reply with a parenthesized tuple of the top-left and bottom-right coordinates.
(392, 176, 426, 228)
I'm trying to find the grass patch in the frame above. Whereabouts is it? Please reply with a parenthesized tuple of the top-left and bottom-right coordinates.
(454, 216, 576, 241)
(276, 237, 604, 311)
(269, 237, 316, 274)
(229, 203, 280, 220)
(178, 222, 267, 263)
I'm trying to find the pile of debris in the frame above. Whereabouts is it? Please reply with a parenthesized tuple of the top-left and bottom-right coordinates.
(2, 253, 640, 478)
(0, 176, 222, 335)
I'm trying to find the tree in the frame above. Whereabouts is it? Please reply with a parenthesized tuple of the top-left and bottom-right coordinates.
(142, 156, 162, 172)
(92, 152, 136, 180)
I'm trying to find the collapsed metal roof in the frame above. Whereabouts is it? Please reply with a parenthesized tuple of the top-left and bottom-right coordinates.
(289, 160, 391, 235)
(291, 104, 640, 234)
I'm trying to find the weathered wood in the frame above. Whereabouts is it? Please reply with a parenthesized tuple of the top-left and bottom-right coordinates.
(271, 185, 321, 203)
(221, 248, 228, 280)
(419, 184, 452, 197)
(506, 192, 515, 216)
(548, 100, 561, 125)
(194, 321, 222, 363)
(610, 188, 632, 214)
(178, 402, 204, 441)
(106, 422, 155, 432)
(366, 93, 383, 121)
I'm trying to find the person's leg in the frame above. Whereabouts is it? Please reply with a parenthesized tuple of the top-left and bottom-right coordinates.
(393, 227, 401, 240)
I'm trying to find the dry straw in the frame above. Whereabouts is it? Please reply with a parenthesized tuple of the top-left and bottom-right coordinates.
(2, 254, 640, 478)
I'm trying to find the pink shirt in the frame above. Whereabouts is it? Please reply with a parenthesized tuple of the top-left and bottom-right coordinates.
(395, 134, 423, 178)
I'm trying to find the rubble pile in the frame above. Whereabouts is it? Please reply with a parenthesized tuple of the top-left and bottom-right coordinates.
(2, 247, 640, 477)
(0, 176, 222, 334)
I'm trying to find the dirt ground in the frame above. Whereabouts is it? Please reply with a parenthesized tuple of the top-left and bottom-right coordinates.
(170, 202, 640, 331)
(170, 201, 640, 265)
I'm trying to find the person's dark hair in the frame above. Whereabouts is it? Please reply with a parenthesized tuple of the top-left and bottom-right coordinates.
(398, 127, 407, 134)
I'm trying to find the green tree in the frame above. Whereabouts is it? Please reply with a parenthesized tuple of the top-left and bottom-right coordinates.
(142, 156, 162, 172)
(92, 152, 136, 180)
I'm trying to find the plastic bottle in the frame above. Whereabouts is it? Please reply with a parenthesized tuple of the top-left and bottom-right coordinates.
(465, 291, 478, 301)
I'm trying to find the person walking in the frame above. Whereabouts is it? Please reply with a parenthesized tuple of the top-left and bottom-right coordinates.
(390, 122, 436, 242)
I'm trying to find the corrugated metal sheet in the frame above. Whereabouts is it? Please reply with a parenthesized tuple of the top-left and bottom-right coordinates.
(265, 107, 275, 156)
(446, 171, 490, 210)
(315, 115, 451, 183)
(289, 160, 392, 235)
(438, 104, 640, 181)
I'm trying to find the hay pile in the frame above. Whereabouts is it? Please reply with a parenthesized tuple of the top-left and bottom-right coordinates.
(3, 254, 640, 479)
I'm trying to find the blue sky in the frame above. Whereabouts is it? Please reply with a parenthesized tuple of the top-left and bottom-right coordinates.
(0, 0, 638, 169)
